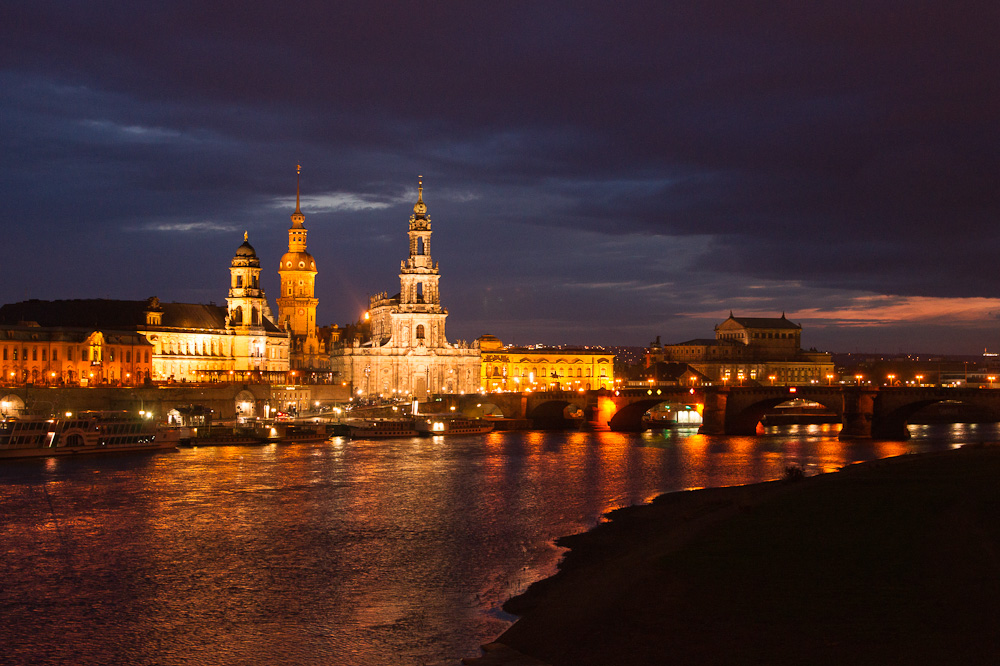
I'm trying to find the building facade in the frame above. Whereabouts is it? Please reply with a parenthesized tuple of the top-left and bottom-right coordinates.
(478, 335, 615, 392)
(330, 180, 480, 398)
(276, 167, 327, 371)
(647, 313, 834, 385)
(0, 326, 153, 386)
(0, 235, 290, 384)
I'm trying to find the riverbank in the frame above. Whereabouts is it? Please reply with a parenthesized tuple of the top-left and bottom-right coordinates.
(468, 444, 1000, 665)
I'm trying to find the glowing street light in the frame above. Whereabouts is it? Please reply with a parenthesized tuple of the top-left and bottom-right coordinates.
(989, 375, 996, 389)
(887, 374, 896, 386)
(855, 374, 863, 386)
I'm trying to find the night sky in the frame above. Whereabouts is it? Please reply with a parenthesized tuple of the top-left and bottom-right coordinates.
(2, 2, 998, 353)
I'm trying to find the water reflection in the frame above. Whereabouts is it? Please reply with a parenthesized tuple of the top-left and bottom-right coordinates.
(0, 424, 993, 665)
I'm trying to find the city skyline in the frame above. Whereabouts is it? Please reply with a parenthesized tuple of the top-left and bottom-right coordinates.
(2, 3, 998, 353)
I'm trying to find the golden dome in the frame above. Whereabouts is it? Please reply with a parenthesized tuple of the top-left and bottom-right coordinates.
(279, 250, 316, 272)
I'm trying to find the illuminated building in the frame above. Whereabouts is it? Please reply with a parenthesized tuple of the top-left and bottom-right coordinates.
(330, 179, 480, 397)
(478, 335, 615, 392)
(0, 234, 290, 383)
(0, 325, 152, 386)
(647, 313, 834, 385)
(276, 166, 328, 371)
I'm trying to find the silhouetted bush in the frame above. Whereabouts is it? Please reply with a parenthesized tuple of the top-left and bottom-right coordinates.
(783, 465, 805, 482)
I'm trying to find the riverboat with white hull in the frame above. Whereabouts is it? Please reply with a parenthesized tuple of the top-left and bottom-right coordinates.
(0, 411, 180, 459)
(415, 417, 494, 436)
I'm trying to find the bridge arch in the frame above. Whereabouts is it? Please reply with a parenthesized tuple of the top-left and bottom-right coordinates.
(608, 399, 680, 432)
(872, 395, 999, 440)
(725, 393, 844, 436)
(0, 393, 25, 417)
(528, 399, 586, 429)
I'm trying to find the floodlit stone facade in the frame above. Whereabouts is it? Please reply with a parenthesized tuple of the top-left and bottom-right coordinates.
(647, 313, 834, 385)
(478, 335, 615, 392)
(330, 180, 480, 397)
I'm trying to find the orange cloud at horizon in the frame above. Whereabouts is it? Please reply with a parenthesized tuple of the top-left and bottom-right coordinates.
(698, 296, 1000, 328)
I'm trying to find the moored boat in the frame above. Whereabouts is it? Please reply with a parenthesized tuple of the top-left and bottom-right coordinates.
(415, 417, 494, 436)
(180, 428, 267, 446)
(0, 411, 179, 459)
(263, 423, 330, 444)
(347, 419, 418, 439)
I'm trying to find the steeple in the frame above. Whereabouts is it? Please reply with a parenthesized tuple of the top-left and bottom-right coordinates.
(277, 165, 319, 362)
(399, 176, 440, 309)
(291, 165, 305, 229)
(409, 175, 430, 230)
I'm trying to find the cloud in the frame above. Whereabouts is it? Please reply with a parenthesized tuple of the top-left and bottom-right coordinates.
(271, 192, 402, 213)
(124, 220, 240, 233)
(78, 119, 185, 143)
(694, 296, 1000, 328)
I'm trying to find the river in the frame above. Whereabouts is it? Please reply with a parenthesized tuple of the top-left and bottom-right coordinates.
(0, 423, 994, 665)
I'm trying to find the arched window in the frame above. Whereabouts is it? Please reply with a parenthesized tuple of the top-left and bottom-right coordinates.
(236, 275, 243, 288)
(252, 307, 259, 325)
(232, 306, 243, 324)
(416, 325, 425, 340)
(417, 237, 425, 255)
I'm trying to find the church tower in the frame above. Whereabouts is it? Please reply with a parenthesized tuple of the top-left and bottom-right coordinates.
(277, 165, 323, 369)
(399, 177, 442, 311)
(368, 177, 448, 349)
(227, 232, 273, 331)
(333, 177, 481, 398)
(226, 232, 276, 370)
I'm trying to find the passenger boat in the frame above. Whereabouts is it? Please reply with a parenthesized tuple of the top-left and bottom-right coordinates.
(0, 411, 180, 459)
(264, 423, 330, 444)
(347, 419, 418, 439)
(415, 417, 494, 436)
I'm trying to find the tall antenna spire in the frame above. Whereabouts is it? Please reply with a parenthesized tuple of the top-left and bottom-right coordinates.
(417, 175, 423, 204)
(295, 164, 302, 215)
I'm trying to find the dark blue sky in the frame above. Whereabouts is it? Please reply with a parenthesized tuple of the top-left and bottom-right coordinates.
(2, 2, 998, 352)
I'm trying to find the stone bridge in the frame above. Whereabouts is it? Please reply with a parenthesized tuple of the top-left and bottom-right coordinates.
(437, 386, 1000, 440)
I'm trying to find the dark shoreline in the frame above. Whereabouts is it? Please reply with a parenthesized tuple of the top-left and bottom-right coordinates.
(463, 445, 1000, 665)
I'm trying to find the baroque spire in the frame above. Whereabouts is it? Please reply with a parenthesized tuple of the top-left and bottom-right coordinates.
(291, 164, 305, 229)
(409, 175, 430, 229)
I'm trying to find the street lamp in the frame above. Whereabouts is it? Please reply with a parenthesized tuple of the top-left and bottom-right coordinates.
(989, 375, 996, 389)
(887, 374, 896, 386)
(916, 374, 924, 387)
(826, 374, 833, 385)
(855, 374, 863, 386)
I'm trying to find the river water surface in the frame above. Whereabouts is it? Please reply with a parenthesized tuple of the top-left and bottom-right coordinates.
(1, 423, 994, 665)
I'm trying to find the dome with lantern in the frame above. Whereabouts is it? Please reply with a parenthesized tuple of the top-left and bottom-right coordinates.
(231, 232, 260, 268)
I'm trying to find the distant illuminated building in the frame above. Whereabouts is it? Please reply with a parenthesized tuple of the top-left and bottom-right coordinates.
(647, 313, 834, 385)
(330, 179, 480, 397)
(478, 335, 615, 392)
